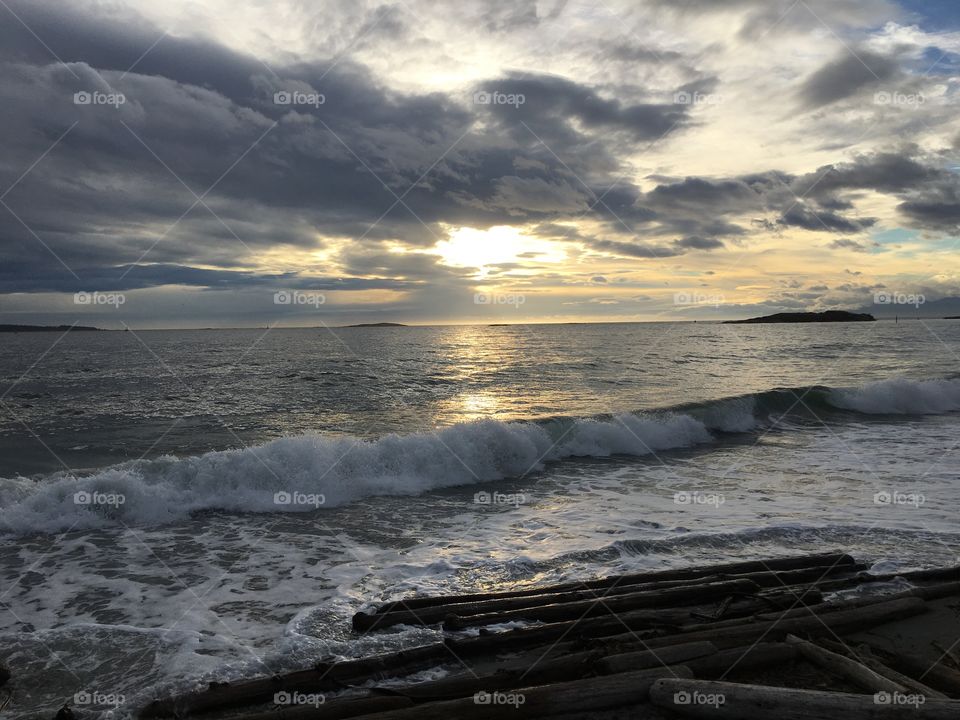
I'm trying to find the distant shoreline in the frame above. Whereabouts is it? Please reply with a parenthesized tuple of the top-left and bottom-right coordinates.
(0, 324, 103, 333)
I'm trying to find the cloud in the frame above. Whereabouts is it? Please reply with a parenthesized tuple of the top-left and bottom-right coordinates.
(798, 50, 898, 108)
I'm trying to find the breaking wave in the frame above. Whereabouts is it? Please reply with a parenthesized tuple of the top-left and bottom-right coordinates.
(1, 376, 958, 535)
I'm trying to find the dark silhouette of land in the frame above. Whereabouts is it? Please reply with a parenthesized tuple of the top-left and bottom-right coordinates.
(342, 322, 407, 328)
(0, 324, 103, 332)
(725, 311, 875, 324)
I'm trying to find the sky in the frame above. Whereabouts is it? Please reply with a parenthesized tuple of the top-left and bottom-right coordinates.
(0, 0, 958, 327)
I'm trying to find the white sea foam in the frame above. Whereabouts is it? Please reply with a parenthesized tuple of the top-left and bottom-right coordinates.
(828, 377, 960, 414)
(0, 413, 714, 534)
(2, 376, 959, 535)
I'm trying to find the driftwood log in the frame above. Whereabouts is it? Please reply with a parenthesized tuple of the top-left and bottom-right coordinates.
(785, 635, 905, 693)
(650, 678, 960, 719)
(371, 552, 858, 614)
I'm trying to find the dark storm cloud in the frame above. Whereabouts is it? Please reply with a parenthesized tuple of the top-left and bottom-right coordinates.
(0, 0, 700, 294)
(476, 72, 689, 144)
(0, 262, 416, 294)
(779, 205, 876, 232)
(798, 50, 898, 108)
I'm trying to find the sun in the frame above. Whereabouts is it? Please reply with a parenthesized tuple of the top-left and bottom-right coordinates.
(433, 225, 565, 274)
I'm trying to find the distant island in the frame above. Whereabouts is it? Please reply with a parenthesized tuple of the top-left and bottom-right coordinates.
(725, 311, 876, 324)
(0, 324, 103, 332)
(341, 322, 407, 328)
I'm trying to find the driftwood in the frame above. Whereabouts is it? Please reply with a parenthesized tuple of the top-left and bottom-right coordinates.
(816, 638, 949, 700)
(650, 678, 960, 719)
(438, 588, 821, 656)
(353, 574, 731, 631)
(878, 648, 960, 697)
(785, 634, 905, 693)
(221, 696, 414, 720)
(139, 644, 451, 718)
(355, 564, 860, 631)
(441, 578, 760, 630)
(618, 597, 929, 650)
(344, 666, 694, 720)
(372, 552, 856, 613)
(594, 640, 720, 674)
(139, 552, 958, 720)
(681, 642, 798, 678)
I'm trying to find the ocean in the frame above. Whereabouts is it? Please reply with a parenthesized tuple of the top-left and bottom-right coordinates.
(2, 320, 959, 718)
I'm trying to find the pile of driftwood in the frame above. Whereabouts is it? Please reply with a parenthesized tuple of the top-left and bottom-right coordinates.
(133, 551, 960, 719)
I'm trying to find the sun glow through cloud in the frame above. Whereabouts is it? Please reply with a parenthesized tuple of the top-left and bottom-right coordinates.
(433, 226, 566, 275)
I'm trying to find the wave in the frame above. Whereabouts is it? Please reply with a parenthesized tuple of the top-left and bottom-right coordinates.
(1, 376, 958, 535)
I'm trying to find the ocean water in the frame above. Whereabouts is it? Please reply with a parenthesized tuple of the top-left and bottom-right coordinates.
(1, 320, 960, 718)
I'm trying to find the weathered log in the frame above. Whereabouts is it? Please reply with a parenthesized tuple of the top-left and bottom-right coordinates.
(681, 642, 798, 678)
(879, 648, 960, 697)
(221, 696, 414, 720)
(372, 649, 602, 701)
(354, 574, 729, 631)
(138, 644, 451, 718)
(595, 641, 719, 674)
(650, 678, 958, 719)
(611, 597, 928, 650)
(441, 588, 821, 657)
(816, 638, 949, 700)
(341, 665, 695, 720)
(373, 552, 856, 613)
(356, 564, 857, 631)
(442, 578, 760, 630)
(785, 634, 905, 693)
